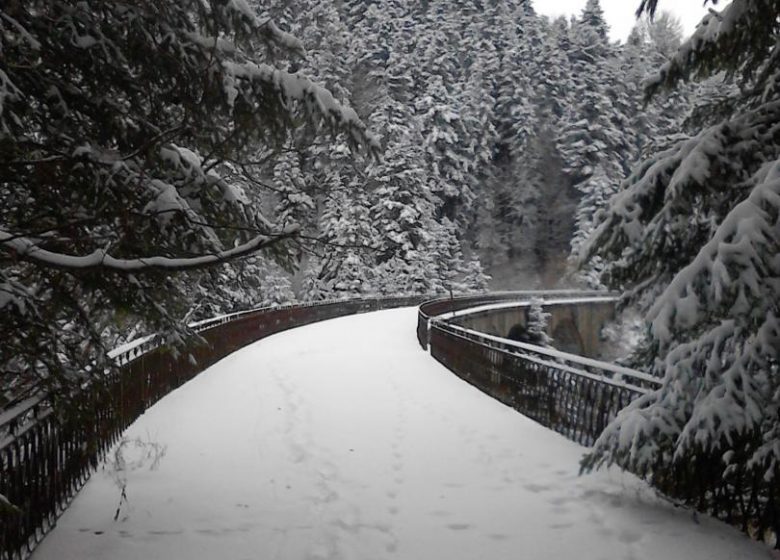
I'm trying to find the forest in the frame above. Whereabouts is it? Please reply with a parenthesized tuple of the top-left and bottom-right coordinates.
(2, 0, 697, 397)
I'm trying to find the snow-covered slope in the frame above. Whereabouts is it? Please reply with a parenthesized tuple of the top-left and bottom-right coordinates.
(32, 308, 771, 560)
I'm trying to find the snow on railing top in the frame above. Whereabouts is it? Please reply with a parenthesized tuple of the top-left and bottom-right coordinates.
(0, 395, 49, 436)
(437, 321, 660, 392)
(114, 295, 413, 365)
(419, 290, 657, 392)
(437, 295, 619, 320)
(417, 289, 612, 320)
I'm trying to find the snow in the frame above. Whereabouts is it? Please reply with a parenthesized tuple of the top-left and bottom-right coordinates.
(439, 322, 660, 388)
(159, 144, 201, 172)
(0, 11, 41, 51)
(74, 35, 97, 49)
(31, 308, 770, 560)
(440, 295, 618, 319)
(107, 335, 156, 361)
(220, 60, 379, 152)
(261, 18, 305, 55)
(142, 179, 189, 220)
(227, 0, 257, 23)
(0, 280, 29, 314)
(182, 31, 236, 54)
(71, 143, 92, 158)
(0, 225, 299, 271)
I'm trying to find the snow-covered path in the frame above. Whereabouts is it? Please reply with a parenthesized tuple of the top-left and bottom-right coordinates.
(33, 308, 770, 560)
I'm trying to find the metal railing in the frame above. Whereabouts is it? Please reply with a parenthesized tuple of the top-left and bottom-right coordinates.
(418, 293, 780, 549)
(415, 289, 611, 350)
(0, 295, 428, 560)
(417, 294, 659, 446)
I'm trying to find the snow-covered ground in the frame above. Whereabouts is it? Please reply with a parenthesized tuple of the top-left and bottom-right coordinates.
(33, 308, 771, 560)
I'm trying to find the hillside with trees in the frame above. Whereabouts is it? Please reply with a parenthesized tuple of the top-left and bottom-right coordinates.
(259, 0, 698, 292)
(0, 0, 703, 400)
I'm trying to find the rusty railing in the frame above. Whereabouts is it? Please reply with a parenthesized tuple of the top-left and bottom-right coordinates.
(0, 295, 427, 560)
(418, 294, 780, 549)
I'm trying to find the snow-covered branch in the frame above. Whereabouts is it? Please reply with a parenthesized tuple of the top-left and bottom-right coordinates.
(648, 158, 780, 345)
(645, 0, 777, 98)
(221, 60, 380, 155)
(1, 225, 299, 273)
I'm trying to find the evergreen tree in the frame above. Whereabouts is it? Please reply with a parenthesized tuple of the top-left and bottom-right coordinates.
(526, 298, 553, 347)
(580, 0, 609, 40)
(634, 10, 684, 59)
(0, 0, 375, 400)
(451, 256, 491, 293)
(581, 1, 780, 531)
(555, 6, 632, 287)
(470, 3, 548, 284)
(189, 255, 295, 319)
(302, 174, 378, 299)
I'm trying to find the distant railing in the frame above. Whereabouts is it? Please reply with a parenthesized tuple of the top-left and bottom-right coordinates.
(0, 295, 428, 560)
(417, 294, 659, 446)
(415, 289, 609, 350)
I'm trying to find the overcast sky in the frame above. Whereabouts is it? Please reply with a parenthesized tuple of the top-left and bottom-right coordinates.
(534, 1, 729, 42)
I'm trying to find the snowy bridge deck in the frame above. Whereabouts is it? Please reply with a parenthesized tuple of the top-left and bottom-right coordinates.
(31, 308, 768, 560)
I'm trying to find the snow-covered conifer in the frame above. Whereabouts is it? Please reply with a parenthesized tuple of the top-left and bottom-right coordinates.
(581, 1, 780, 537)
(0, 0, 375, 400)
(526, 298, 553, 347)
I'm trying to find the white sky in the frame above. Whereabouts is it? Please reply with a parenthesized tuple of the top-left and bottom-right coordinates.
(534, 0, 729, 42)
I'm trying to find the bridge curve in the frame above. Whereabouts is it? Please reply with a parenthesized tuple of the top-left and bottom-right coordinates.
(26, 307, 767, 560)
(439, 295, 618, 358)
(416, 292, 658, 448)
(1, 291, 772, 557)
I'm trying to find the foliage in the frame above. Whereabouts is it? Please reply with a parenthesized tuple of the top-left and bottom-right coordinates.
(526, 298, 553, 347)
(0, 0, 374, 401)
(581, 1, 780, 540)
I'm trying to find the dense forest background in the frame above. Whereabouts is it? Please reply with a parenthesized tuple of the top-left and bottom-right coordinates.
(0, 0, 733, 401)
(220, 0, 701, 306)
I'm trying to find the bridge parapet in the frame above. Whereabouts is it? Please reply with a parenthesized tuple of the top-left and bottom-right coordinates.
(444, 296, 618, 358)
(0, 294, 430, 560)
(417, 291, 658, 448)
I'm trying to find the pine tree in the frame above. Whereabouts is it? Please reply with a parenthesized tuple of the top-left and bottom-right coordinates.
(470, 3, 549, 284)
(302, 175, 378, 299)
(581, 1, 780, 532)
(189, 255, 295, 319)
(554, 7, 630, 288)
(258, 268, 296, 307)
(580, 0, 609, 40)
(0, 0, 376, 401)
(526, 298, 553, 347)
(457, 257, 491, 293)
